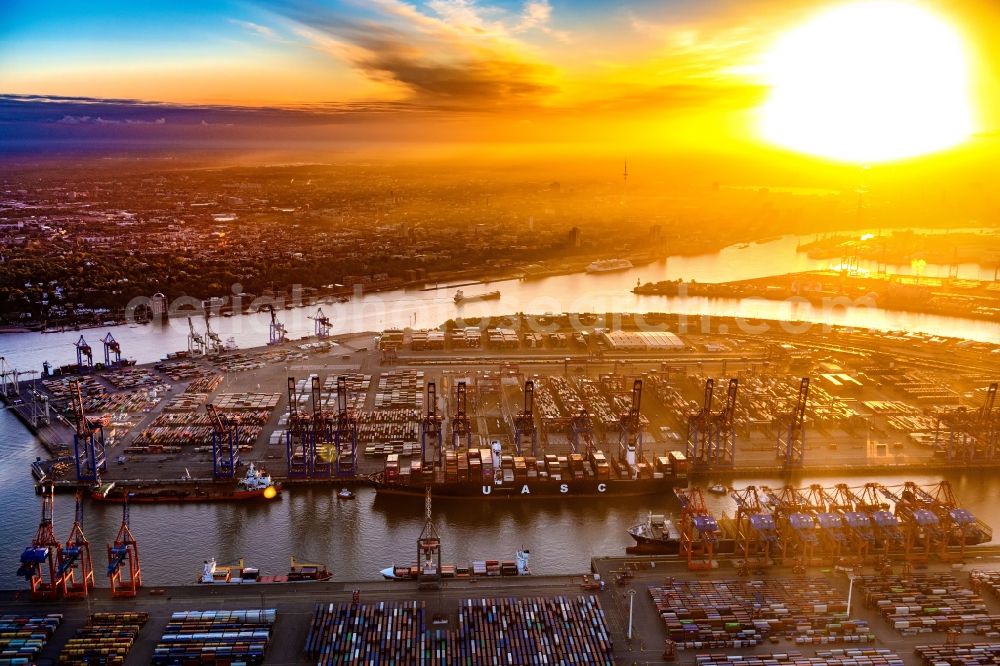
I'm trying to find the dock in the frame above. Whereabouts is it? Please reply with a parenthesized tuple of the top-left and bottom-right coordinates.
(6, 551, 1000, 665)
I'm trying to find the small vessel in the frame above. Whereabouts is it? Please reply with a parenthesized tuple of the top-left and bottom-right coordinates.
(708, 483, 728, 495)
(454, 289, 500, 303)
(585, 258, 633, 273)
(92, 463, 282, 503)
(337, 488, 354, 500)
(627, 512, 682, 554)
(736, 243, 751, 250)
(198, 556, 332, 584)
(381, 549, 531, 581)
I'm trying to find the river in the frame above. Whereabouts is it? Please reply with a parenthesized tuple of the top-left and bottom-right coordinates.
(0, 235, 996, 375)
(3, 406, 1000, 590)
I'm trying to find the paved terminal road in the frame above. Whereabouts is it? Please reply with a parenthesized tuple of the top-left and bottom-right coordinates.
(5, 550, 1000, 665)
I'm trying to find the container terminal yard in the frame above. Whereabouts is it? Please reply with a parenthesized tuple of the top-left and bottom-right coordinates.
(2, 311, 998, 664)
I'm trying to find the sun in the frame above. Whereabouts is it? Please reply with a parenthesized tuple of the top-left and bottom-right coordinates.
(758, 1, 974, 163)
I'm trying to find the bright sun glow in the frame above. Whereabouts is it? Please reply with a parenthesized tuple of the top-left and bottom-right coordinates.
(759, 1, 974, 163)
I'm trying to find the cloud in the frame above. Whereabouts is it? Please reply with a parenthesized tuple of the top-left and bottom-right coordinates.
(269, 0, 562, 109)
(228, 19, 277, 40)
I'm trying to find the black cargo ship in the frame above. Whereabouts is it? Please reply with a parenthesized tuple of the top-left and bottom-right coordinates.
(372, 447, 688, 500)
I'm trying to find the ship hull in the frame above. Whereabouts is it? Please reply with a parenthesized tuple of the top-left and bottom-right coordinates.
(91, 484, 282, 503)
(375, 477, 675, 500)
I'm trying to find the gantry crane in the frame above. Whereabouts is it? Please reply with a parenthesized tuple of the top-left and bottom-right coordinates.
(421, 381, 443, 463)
(207, 403, 240, 479)
(569, 408, 596, 457)
(676, 487, 721, 570)
(767, 485, 817, 568)
(709, 378, 738, 468)
(617, 379, 644, 465)
(450, 381, 473, 451)
(310, 375, 333, 477)
(776, 377, 809, 468)
(59, 492, 95, 599)
(310, 307, 332, 338)
(926, 480, 992, 559)
(730, 485, 778, 566)
(825, 484, 875, 562)
(417, 489, 441, 589)
(262, 304, 287, 345)
(107, 495, 141, 597)
(935, 382, 998, 463)
(285, 376, 311, 478)
(17, 486, 68, 600)
(854, 482, 903, 557)
(335, 375, 358, 477)
(685, 378, 714, 471)
(204, 316, 223, 355)
(71, 379, 106, 483)
(0, 356, 16, 397)
(804, 484, 848, 560)
(187, 317, 206, 356)
(882, 483, 942, 562)
(101, 332, 122, 368)
(74, 335, 93, 373)
(513, 380, 537, 456)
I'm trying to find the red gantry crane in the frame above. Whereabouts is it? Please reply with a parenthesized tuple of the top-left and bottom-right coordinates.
(60, 491, 95, 599)
(676, 487, 721, 570)
(17, 486, 68, 599)
(107, 494, 141, 597)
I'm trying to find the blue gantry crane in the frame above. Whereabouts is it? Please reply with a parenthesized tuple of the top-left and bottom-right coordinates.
(262, 304, 287, 345)
(74, 335, 93, 373)
(310, 307, 332, 338)
(617, 379, 644, 466)
(686, 378, 714, 470)
(101, 332, 122, 368)
(310, 375, 333, 477)
(450, 381, 473, 451)
(776, 377, 809, 469)
(335, 375, 358, 477)
(514, 380, 538, 457)
(285, 376, 310, 478)
(207, 403, 240, 479)
(421, 381, 443, 464)
(71, 379, 106, 483)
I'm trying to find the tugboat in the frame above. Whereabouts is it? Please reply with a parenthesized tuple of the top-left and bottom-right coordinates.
(92, 463, 282, 503)
(708, 483, 728, 495)
(626, 512, 682, 554)
(337, 488, 355, 500)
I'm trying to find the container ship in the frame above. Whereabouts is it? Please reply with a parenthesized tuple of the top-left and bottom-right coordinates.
(585, 258, 633, 273)
(454, 289, 501, 303)
(199, 556, 331, 584)
(372, 446, 688, 500)
(92, 463, 281, 503)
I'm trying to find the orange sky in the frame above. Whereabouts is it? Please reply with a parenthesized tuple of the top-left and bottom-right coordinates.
(2, 0, 999, 164)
